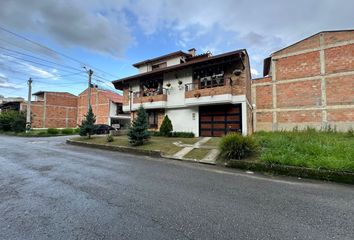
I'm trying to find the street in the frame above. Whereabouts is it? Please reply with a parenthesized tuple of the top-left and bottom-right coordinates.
(0, 135, 353, 240)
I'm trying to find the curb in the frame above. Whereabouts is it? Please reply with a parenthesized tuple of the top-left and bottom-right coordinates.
(66, 139, 162, 158)
(226, 160, 354, 184)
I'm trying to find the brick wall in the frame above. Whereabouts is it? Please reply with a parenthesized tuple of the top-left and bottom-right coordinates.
(253, 31, 354, 132)
(77, 88, 110, 125)
(22, 92, 77, 128)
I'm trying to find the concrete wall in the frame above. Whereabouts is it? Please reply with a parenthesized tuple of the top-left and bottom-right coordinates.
(253, 31, 354, 131)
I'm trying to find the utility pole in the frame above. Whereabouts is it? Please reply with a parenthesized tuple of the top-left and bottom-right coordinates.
(26, 78, 32, 132)
(86, 68, 93, 110)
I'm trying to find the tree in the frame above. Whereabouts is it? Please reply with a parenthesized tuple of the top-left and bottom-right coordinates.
(11, 111, 26, 132)
(79, 107, 96, 138)
(159, 115, 173, 136)
(0, 110, 26, 132)
(128, 106, 150, 146)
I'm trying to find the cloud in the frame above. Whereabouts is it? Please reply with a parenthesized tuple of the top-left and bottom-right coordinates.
(251, 68, 259, 77)
(0, 0, 134, 58)
(0, 73, 23, 89)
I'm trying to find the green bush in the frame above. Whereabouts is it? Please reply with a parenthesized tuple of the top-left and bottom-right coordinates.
(159, 115, 173, 136)
(149, 131, 162, 136)
(80, 107, 96, 138)
(106, 134, 114, 142)
(346, 128, 354, 137)
(171, 132, 195, 138)
(0, 111, 26, 132)
(74, 128, 80, 133)
(128, 106, 150, 146)
(47, 128, 59, 135)
(219, 133, 257, 161)
(61, 128, 74, 135)
(37, 131, 47, 136)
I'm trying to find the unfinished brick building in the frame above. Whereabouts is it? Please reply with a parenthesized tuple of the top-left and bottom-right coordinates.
(22, 91, 78, 128)
(77, 88, 130, 128)
(253, 30, 354, 131)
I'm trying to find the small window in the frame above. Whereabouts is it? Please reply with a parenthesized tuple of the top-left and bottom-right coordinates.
(147, 111, 158, 128)
(152, 62, 167, 70)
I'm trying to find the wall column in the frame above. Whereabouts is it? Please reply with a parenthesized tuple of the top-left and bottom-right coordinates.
(319, 33, 328, 128)
(271, 59, 278, 131)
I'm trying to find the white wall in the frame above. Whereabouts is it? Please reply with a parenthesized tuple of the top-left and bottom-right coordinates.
(166, 107, 199, 137)
(164, 68, 192, 108)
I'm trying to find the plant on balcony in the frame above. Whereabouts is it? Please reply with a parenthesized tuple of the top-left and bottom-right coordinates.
(178, 80, 183, 85)
(159, 115, 173, 137)
(166, 82, 171, 88)
(149, 98, 154, 102)
(128, 106, 150, 146)
(194, 92, 201, 98)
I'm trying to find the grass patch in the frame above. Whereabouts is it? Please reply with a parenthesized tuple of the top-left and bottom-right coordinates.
(1, 128, 78, 137)
(71, 135, 199, 156)
(184, 148, 210, 160)
(254, 131, 354, 172)
(203, 137, 221, 148)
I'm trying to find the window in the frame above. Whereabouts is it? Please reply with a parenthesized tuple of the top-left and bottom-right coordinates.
(116, 104, 123, 115)
(152, 62, 167, 70)
(147, 111, 158, 128)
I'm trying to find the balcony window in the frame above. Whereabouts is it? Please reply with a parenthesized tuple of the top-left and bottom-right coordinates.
(192, 65, 225, 89)
(139, 77, 164, 97)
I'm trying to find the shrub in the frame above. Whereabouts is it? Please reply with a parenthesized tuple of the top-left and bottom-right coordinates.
(0, 111, 26, 132)
(37, 131, 47, 136)
(79, 107, 96, 138)
(106, 134, 114, 142)
(346, 128, 354, 137)
(47, 128, 59, 135)
(74, 128, 80, 133)
(219, 133, 257, 161)
(159, 115, 173, 136)
(171, 132, 195, 138)
(149, 131, 162, 136)
(11, 111, 26, 132)
(128, 106, 150, 146)
(61, 128, 74, 135)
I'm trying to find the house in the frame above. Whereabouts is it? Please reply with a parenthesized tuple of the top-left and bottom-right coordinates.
(21, 91, 78, 128)
(112, 48, 253, 137)
(253, 30, 354, 131)
(0, 96, 24, 113)
(77, 87, 130, 129)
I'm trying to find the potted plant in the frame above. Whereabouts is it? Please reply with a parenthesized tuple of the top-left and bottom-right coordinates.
(166, 83, 171, 88)
(178, 80, 183, 85)
(194, 92, 201, 98)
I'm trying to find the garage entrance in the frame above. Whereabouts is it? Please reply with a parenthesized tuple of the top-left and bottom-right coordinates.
(199, 104, 242, 137)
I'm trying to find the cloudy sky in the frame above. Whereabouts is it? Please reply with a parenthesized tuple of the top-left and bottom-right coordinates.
(0, 0, 353, 98)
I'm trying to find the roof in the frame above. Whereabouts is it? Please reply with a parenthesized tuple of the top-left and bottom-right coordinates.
(32, 91, 77, 97)
(113, 49, 247, 85)
(132, 50, 191, 67)
(272, 29, 354, 55)
(101, 90, 123, 103)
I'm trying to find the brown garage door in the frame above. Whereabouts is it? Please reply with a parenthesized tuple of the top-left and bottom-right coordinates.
(199, 104, 242, 137)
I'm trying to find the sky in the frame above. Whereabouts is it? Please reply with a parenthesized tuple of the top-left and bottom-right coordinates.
(0, 0, 353, 99)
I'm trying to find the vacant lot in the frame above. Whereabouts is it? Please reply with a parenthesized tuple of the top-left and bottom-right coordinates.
(206, 131, 354, 172)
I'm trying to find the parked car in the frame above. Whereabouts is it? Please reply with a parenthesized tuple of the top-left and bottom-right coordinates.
(94, 124, 116, 134)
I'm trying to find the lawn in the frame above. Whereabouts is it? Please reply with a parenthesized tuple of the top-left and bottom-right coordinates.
(72, 135, 199, 156)
(184, 148, 210, 160)
(254, 131, 354, 172)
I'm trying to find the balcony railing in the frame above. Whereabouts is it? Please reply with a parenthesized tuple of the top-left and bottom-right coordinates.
(185, 78, 231, 92)
(133, 88, 168, 97)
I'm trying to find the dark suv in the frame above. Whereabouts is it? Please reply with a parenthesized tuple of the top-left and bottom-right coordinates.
(94, 124, 116, 134)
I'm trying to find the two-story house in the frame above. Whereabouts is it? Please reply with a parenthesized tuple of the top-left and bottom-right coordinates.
(112, 48, 253, 137)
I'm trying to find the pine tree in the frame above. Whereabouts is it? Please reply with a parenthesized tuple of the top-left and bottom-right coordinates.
(159, 115, 173, 136)
(79, 107, 96, 138)
(128, 106, 150, 146)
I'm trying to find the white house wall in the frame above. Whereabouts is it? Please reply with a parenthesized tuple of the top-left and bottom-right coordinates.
(166, 107, 199, 137)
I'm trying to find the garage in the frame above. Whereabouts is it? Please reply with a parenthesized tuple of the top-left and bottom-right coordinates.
(199, 104, 242, 137)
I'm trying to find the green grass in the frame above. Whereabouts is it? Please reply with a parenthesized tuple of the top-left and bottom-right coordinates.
(203, 137, 221, 148)
(72, 135, 199, 156)
(0, 128, 79, 137)
(184, 148, 210, 160)
(254, 131, 354, 172)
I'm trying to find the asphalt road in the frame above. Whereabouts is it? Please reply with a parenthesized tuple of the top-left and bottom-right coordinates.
(0, 135, 354, 240)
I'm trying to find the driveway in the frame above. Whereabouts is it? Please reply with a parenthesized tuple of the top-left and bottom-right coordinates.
(0, 135, 354, 240)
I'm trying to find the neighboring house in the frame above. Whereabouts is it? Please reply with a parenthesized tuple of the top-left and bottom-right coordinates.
(0, 96, 24, 113)
(21, 91, 78, 128)
(253, 30, 354, 131)
(77, 87, 130, 129)
(112, 48, 253, 137)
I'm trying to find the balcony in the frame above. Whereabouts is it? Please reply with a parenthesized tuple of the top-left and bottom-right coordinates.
(128, 89, 167, 110)
(184, 78, 244, 106)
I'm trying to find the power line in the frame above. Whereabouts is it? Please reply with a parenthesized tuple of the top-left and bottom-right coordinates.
(0, 25, 120, 79)
(0, 46, 83, 72)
